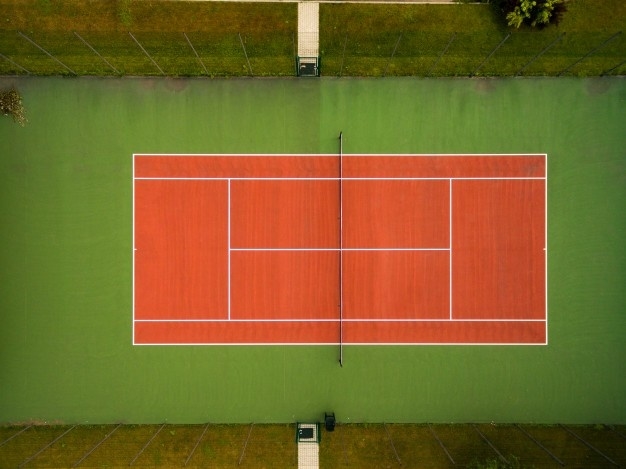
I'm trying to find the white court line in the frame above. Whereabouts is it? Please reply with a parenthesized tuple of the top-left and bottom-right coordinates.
(132, 155, 135, 345)
(134, 341, 548, 347)
(133, 152, 549, 157)
(132, 153, 548, 346)
(134, 176, 546, 181)
(229, 247, 450, 251)
(135, 318, 547, 323)
(449, 178, 453, 321)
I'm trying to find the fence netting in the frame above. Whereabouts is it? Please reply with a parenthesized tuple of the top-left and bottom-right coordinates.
(0, 29, 624, 77)
(1, 423, 625, 467)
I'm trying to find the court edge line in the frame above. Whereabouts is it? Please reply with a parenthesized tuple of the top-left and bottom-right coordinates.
(132, 342, 548, 347)
(133, 152, 548, 346)
(132, 154, 136, 345)
(134, 318, 547, 323)
(134, 153, 549, 157)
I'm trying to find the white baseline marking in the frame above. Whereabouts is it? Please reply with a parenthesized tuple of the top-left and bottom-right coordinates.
(135, 318, 547, 323)
(133, 152, 548, 157)
(134, 341, 548, 347)
(134, 176, 546, 181)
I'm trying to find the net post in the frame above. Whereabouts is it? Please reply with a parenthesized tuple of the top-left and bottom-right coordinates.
(338, 131, 343, 367)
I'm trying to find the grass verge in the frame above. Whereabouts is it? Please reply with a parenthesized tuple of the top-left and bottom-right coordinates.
(1, 423, 625, 468)
(0, 0, 624, 76)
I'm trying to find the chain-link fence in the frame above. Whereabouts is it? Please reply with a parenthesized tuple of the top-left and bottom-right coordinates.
(320, 30, 626, 77)
(1, 423, 625, 467)
(0, 29, 624, 77)
(0, 30, 296, 77)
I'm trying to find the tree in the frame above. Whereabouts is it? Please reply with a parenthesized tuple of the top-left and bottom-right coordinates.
(0, 87, 27, 126)
(499, 0, 567, 28)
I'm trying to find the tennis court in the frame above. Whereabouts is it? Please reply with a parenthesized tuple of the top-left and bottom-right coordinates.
(133, 153, 546, 346)
(1, 76, 624, 425)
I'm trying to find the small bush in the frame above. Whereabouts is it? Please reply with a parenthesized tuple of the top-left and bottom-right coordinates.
(499, 0, 567, 28)
(0, 87, 27, 126)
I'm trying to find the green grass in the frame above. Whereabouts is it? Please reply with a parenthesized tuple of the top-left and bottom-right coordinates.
(1, 423, 625, 468)
(0, 0, 297, 76)
(0, 0, 624, 76)
(319, 1, 626, 76)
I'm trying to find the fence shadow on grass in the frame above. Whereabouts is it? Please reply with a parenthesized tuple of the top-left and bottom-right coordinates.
(0, 29, 624, 77)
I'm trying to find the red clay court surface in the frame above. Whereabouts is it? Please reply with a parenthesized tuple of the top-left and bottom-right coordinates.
(133, 154, 547, 345)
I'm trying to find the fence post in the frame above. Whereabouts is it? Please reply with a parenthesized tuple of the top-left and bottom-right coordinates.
(238, 423, 254, 465)
(129, 423, 165, 466)
(183, 32, 208, 75)
(0, 52, 31, 74)
(18, 31, 76, 75)
(292, 32, 297, 76)
(428, 32, 456, 77)
(471, 32, 511, 77)
(601, 57, 626, 76)
(383, 34, 402, 77)
(558, 31, 622, 76)
(339, 34, 348, 77)
(238, 33, 253, 76)
(128, 31, 164, 75)
(515, 33, 564, 76)
(73, 31, 120, 74)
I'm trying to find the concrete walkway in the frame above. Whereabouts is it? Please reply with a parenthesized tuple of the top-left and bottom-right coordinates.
(298, 2, 319, 58)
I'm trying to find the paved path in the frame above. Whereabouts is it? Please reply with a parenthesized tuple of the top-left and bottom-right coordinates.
(298, 2, 319, 57)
